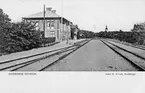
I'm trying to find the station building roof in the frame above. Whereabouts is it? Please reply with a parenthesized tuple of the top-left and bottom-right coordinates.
(23, 7, 72, 23)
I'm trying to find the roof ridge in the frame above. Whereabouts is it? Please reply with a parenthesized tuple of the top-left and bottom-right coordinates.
(25, 10, 60, 18)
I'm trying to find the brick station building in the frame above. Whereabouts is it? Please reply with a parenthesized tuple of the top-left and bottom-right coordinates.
(23, 7, 72, 42)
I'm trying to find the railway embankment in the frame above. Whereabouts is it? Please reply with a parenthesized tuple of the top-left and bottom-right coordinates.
(0, 39, 86, 64)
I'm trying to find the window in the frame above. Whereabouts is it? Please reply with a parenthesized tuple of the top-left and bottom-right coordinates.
(50, 31, 55, 37)
(47, 21, 51, 29)
(47, 21, 50, 27)
(51, 21, 55, 29)
(47, 20, 55, 29)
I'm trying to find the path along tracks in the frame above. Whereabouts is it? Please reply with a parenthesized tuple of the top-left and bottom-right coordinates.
(0, 39, 91, 71)
(101, 39, 145, 71)
(110, 39, 145, 51)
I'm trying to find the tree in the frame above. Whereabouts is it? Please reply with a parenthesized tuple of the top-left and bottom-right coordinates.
(70, 25, 79, 39)
(131, 22, 145, 44)
(0, 8, 42, 53)
(4, 21, 42, 53)
(132, 23, 145, 32)
(77, 30, 94, 39)
(70, 25, 76, 39)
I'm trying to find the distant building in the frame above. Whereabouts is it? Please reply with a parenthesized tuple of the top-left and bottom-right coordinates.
(23, 7, 72, 42)
(105, 25, 108, 32)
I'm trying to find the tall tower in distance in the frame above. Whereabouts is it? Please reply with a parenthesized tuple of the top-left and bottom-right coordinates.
(105, 25, 108, 32)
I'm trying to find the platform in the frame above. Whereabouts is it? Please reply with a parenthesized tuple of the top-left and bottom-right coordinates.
(0, 39, 85, 62)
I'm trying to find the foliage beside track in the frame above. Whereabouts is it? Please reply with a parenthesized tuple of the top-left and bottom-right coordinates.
(96, 31, 138, 43)
(96, 22, 145, 45)
(0, 8, 45, 54)
(70, 25, 95, 39)
(77, 30, 95, 39)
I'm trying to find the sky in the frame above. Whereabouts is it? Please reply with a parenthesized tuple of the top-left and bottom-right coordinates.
(0, 0, 145, 32)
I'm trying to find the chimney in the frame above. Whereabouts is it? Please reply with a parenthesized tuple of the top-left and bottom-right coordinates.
(52, 10, 56, 13)
(46, 7, 52, 11)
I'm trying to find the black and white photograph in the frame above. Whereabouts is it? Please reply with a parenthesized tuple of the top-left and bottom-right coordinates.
(0, 0, 145, 93)
(0, 0, 145, 71)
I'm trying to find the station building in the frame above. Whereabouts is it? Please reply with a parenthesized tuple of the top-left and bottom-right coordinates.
(23, 7, 72, 42)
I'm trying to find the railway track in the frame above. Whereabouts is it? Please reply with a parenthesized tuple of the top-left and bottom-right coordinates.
(101, 39, 145, 71)
(109, 39, 145, 50)
(0, 39, 91, 71)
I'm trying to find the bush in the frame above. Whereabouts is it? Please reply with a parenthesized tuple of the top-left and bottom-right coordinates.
(2, 21, 42, 53)
(41, 37, 56, 45)
(97, 31, 138, 44)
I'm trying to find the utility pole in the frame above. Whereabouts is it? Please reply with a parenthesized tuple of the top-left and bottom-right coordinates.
(66, 22, 69, 44)
(43, 4, 46, 38)
(93, 24, 96, 32)
(61, 0, 63, 41)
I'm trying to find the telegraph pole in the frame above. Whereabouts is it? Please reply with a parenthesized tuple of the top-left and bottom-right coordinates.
(43, 4, 46, 38)
(61, 0, 63, 41)
(93, 24, 96, 32)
